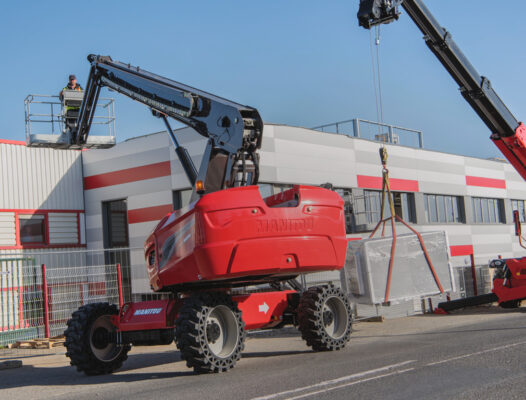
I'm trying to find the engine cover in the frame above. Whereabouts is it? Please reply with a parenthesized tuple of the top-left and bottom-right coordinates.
(144, 185, 347, 291)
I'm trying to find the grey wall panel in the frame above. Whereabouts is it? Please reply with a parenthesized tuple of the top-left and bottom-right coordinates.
(83, 176, 172, 203)
(127, 191, 172, 211)
(83, 147, 170, 177)
(470, 224, 514, 235)
(464, 157, 507, 170)
(0, 212, 15, 246)
(272, 125, 355, 149)
(82, 131, 170, 164)
(48, 213, 78, 244)
(260, 136, 276, 152)
(258, 165, 278, 182)
(0, 144, 83, 210)
(505, 170, 524, 183)
(418, 182, 467, 196)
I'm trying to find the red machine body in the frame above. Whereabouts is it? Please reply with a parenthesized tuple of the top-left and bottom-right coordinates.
(112, 291, 297, 333)
(492, 123, 526, 181)
(492, 257, 526, 303)
(144, 185, 347, 292)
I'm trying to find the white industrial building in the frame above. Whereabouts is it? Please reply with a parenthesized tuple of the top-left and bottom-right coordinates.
(2, 122, 526, 299)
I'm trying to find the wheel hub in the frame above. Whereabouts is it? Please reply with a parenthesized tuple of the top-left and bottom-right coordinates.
(323, 310, 334, 327)
(92, 327, 110, 349)
(206, 321, 221, 343)
(89, 314, 122, 362)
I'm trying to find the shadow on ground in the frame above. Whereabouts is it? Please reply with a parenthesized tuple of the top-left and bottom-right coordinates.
(0, 351, 193, 390)
(0, 345, 312, 390)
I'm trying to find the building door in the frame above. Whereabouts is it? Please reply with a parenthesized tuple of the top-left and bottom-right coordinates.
(102, 199, 131, 300)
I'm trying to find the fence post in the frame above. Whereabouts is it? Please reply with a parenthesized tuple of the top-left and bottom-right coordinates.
(116, 263, 124, 308)
(352, 119, 361, 138)
(41, 264, 50, 338)
(470, 254, 478, 296)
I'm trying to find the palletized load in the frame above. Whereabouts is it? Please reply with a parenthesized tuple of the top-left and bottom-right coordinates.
(343, 231, 454, 305)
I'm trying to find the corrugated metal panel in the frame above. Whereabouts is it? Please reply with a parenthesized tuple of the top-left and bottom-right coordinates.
(0, 144, 84, 210)
(0, 212, 16, 246)
(48, 213, 78, 244)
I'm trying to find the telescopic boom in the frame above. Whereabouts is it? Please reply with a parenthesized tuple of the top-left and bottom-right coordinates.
(73, 54, 263, 194)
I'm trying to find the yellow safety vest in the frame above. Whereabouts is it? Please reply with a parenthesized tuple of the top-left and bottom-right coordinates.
(63, 84, 83, 111)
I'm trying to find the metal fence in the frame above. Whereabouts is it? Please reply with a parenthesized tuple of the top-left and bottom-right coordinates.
(312, 118, 424, 149)
(0, 248, 131, 346)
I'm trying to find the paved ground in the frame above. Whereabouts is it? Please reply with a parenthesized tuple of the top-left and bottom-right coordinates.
(2, 306, 526, 399)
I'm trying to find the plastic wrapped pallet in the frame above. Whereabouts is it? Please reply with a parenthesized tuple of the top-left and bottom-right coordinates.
(343, 231, 454, 305)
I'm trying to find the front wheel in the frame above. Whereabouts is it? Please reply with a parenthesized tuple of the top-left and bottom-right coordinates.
(297, 285, 352, 351)
(64, 303, 130, 375)
(175, 292, 245, 373)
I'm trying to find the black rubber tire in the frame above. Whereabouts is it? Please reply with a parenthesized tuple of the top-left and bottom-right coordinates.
(64, 302, 130, 375)
(297, 285, 352, 351)
(499, 300, 521, 309)
(175, 292, 245, 373)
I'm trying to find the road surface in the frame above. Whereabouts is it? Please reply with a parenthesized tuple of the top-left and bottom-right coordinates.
(1, 307, 526, 399)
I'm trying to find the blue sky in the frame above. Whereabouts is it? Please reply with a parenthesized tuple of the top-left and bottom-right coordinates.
(1, 0, 525, 159)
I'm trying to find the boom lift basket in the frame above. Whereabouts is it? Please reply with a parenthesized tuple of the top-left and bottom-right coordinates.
(24, 92, 116, 149)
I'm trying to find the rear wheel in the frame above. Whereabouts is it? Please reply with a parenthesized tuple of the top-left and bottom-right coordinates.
(175, 292, 245, 373)
(297, 285, 352, 351)
(64, 303, 130, 375)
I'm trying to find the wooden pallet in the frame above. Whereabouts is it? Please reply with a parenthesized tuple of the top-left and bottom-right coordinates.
(7, 336, 65, 349)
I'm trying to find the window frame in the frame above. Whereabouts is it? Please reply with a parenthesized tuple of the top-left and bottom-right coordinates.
(424, 194, 465, 224)
(471, 196, 505, 224)
(511, 199, 526, 223)
(0, 209, 84, 250)
(363, 189, 416, 224)
(102, 199, 130, 248)
(18, 213, 47, 245)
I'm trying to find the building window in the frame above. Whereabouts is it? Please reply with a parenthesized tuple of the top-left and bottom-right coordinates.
(424, 194, 464, 223)
(334, 188, 353, 233)
(471, 197, 505, 224)
(364, 190, 416, 224)
(102, 200, 129, 248)
(258, 183, 274, 199)
(19, 214, 46, 244)
(511, 199, 526, 222)
(173, 189, 193, 210)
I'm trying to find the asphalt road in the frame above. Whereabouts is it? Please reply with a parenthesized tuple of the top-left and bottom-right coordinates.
(2, 307, 526, 400)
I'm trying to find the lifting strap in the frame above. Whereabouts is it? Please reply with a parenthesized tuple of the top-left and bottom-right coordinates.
(369, 147, 445, 303)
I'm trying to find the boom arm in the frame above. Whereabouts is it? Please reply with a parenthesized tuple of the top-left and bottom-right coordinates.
(357, 0, 526, 180)
(74, 54, 263, 194)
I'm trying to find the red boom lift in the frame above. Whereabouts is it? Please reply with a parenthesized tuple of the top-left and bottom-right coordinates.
(358, 0, 526, 312)
(64, 55, 352, 374)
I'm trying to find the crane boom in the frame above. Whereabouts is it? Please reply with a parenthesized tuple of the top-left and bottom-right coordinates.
(357, 0, 526, 180)
(73, 54, 263, 195)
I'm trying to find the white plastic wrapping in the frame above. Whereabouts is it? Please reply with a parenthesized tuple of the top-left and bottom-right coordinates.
(344, 231, 454, 305)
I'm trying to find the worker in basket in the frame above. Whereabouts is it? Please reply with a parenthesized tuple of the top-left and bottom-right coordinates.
(59, 74, 83, 132)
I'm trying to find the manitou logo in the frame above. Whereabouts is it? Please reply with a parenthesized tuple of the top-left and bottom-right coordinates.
(256, 218, 313, 233)
(133, 308, 163, 316)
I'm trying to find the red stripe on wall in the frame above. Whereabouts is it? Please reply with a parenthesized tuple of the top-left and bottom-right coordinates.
(0, 139, 26, 146)
(450, 244, 473, 257)
(357, 175, 419, 192)
(347, 237, 362, 241)
(128, 204, 173, 224)
(84, 161, 171, 190)
(465, 175, 506, 189)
